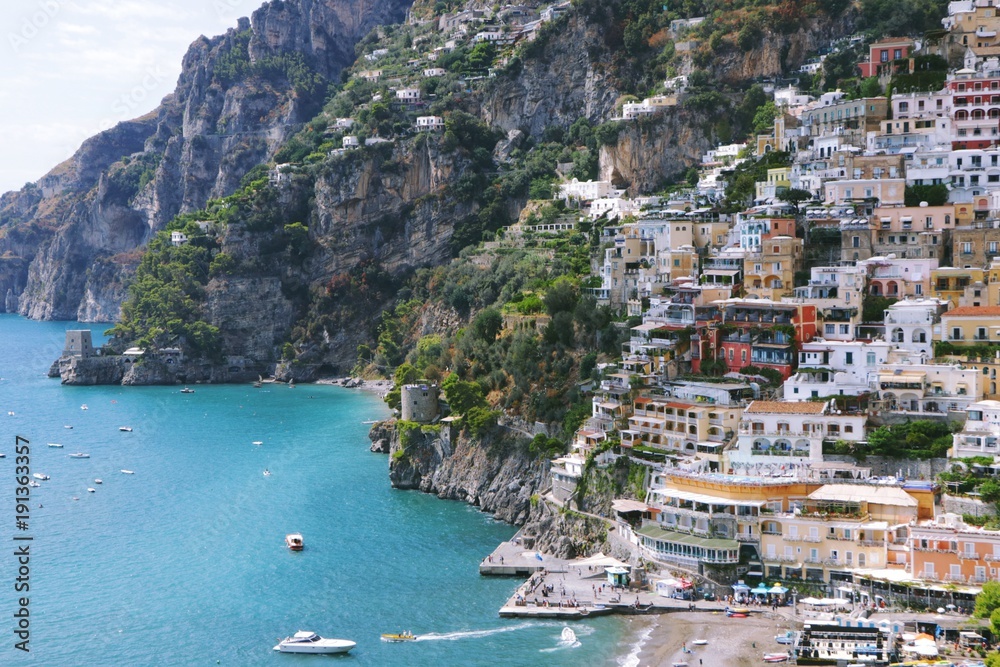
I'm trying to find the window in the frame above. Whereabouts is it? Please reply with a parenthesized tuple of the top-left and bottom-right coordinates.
(867, 352, 876, 365)
(825, 324, 835, 334)
(963, 242, 973, 254)
(810, 548, 819, 561)
(953, 327, 963, 340)
(852, 236, 860, 248)
(840, 324, 849, 334)
(845, 352, 854, 365)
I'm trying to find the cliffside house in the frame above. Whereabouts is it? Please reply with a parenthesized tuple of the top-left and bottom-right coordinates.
(416, 116, 445, 131)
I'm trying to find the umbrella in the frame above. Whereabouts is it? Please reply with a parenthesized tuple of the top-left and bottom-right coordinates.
(769, 585, 789, 595)
(946, 604, 956, 610)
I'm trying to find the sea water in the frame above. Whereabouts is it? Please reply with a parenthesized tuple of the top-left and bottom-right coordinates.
(0, 315, 631, 666)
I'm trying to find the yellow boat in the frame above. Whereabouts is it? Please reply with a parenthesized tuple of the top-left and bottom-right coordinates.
(381, 631, 416, 642)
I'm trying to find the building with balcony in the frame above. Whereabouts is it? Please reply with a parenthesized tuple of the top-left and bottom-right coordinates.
(759, 484, 918, 583)
(951, 399, 1000, 458)
(784, 339, 893, 401)
(729, 400, 866, 472)
(931, 267, 988, 305)
(824, 178, 905, 207)
(911, 514, 1000, 587)
(799, 97, 889, 143)
(858, 37, 914, 78)
(620, 396, 740, 470)
(715, 299, 818, 379)
(700, 247, 745, 291)
(883, 298, 948, 356)
(861, 256, 938, 300)
(743, 236, 802, 301)
(786, 265, 867, 340)
(953, 218, 1000, 269)
(941, 305, 1000, 345)
(876, 361, 982, 414)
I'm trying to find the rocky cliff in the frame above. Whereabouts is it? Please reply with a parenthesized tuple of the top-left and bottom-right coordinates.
(375, 419, 548, 525)
(0, 0, 413, 322)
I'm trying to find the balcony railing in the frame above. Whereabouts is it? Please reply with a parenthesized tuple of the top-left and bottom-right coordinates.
(751, 448, 812, 457)
(945, 573, 967, 583)
(959, 551, 981, 560)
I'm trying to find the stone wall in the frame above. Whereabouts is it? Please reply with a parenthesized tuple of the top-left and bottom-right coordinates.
(825, 455, 950, 480)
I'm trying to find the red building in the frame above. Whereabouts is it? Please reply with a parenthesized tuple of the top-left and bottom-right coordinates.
(714, 299, 817, 380)
(858, 38, 913, 78)
(949, 70, 1000, 150)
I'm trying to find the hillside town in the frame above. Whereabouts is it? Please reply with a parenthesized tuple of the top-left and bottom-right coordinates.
(387, 2, 1000, 645)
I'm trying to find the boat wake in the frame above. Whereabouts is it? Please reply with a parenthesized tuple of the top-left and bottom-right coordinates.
(539, 626, 583, 653)
(617, 622, 656, 667)
(415, 622, 537, 642)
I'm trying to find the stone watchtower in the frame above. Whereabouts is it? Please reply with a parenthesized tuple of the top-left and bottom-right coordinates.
(400, 382, 439, 423)
(63, 330, 95, 358)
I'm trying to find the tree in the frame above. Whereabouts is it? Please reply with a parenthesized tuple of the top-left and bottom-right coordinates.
(752, 101, 778, 135)
(471, 308, 504, 342)
(543, 277, 579, 315)
(858, 77, 882, 98)
(981, 478, 1000, 505)
(986, 651, 1000, 667)
(442, 373, 487, 415)
(905, 184, 949, 207)
(779, 188, 813, 215)
(975, 581, 1000, 618)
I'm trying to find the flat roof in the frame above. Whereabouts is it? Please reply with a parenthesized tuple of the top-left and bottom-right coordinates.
(746, 400, 827, 414)
(649, 487, 766, 508)
(636, 524, 740, 549)
(808, 484, 917, 507)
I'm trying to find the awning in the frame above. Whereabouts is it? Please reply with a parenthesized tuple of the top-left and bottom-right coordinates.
(732, 583, 751, 592)
(769, 585, 789, 594)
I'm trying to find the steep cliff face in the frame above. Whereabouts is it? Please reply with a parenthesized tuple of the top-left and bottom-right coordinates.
(481, 13, 621, 136)
(599, 110, 715, 195)
(376, 420, 548, 525)
(0, 0, 413, 322)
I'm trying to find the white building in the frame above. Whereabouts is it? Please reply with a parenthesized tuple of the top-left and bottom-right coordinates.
(951, 399, 1000, 458)
(334, 118, 354, 130)
(558, 179, 617, 202)
(824, 178, 906, 206)
(423, 67, 446, 77)
(774, 85, 813, 108)
(729, 400, 867, 474)
(395, 88, 421, 103)
(416, 116, 445, 131)
(883, 298, 948, 356)
(784, 340, 894, 401)
(170, 231, 188, 246)
(342, 135, 360, 149)
(876, 361, 981, 415)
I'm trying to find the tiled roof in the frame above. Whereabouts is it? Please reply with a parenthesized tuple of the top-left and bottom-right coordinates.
(944, 306, 1000, 317)
(745, 400, 827, 414)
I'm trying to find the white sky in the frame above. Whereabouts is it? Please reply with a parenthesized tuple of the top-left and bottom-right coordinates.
(0, 0, 257, 194)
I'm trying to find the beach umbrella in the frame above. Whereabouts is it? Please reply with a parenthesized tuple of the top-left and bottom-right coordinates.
(946, 604, 956, 610)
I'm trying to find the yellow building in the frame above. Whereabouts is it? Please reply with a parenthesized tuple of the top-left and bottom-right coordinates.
(693, 220, 732, 251)
(621, 397, 741, 470)
(743, 235, 803, 300)
(755, 167, 792, 203)
(930, 267, 987, 306)
(939, 305, 1000, 346)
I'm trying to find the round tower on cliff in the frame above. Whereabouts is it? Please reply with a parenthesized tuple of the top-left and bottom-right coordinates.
(400, 382, 439, 423)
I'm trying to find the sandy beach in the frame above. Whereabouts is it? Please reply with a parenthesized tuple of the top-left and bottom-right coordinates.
(623, 611, 797, 667)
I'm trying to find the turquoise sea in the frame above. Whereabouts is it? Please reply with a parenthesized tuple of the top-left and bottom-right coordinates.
(0, 315, 638, 666)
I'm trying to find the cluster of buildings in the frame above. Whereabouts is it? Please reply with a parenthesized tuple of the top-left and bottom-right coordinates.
(542, 7, 1000, 604)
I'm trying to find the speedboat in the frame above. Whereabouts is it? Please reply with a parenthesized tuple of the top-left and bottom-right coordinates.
(64, 425, 73, 429)
(273, 632, 355, 654)
(263, 470, 272, 477)
(87, 488, 95, 493)
(180, 387, 194, 394)
(764, 653, 790, 663)
(561, 627, 576, 643)
(68, 453, 89, 458)
(252, 441, 263, 446)
(28, 481, 40, 488)
(80, 404, 88, 410)
(381, 631, 416, 642)
(48, 443, 63, 448)
(94, 479, 102, 484)
(286, 533, 303, 551)
(120, 469, 134, 474)
(0, 453, 5, 458)
(119, 426, 132, 432)
(33, 473, 49, 480)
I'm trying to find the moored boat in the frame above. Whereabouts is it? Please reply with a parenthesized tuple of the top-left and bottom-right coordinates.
(180, 387, 194, 394)
(381, 631, 416, 642)
(33, 473, 50, 480)
(94, 479, 102, 484)
(120, 469, 134, 474)
(87, 488, 95, 493)
(28, 481, 40, 488)
(119, 426, 132, 432)
(48, 443, 63, 448)
(764, 653, 790, 663)
(726, 607, 750, 617)
(68, 453, 89, 458)
(273, 632, 355, 654)
(285, 533, 303, 550)
(692, 639, 708, 646)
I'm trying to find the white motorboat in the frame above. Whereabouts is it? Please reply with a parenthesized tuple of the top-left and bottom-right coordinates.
(94, 479, 102, 484)
(252, 441, 263, 446)
(0, 453, 5, 458)
(263, 470, 272, 477)
(180, 387, 195, 394)
(64, 425, 73, 429)
(273, 632, 355, 654)
(48, 443, 63, 448)
(561, 627, 577, 643)
(285, 533, 304, 551)
(692, 639, 708, 646)
(87, 488, 95, 493)
(28, 481, 40, 488)
(33, 473, 50, 480)
(68, 453, 90, 459)
(120, 469, 134, 475)
(80, 404, 88, 410)
(119, 426, 132, 432)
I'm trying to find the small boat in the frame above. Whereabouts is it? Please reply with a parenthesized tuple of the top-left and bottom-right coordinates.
(561, 627, 576, 643)
(362, 420, 377, 425)
(120, 469, 134, 475)
(775, 632, 794, 645)
(273, 632, 355, 654)
(0, 453, 5, 458)
(285, 533, 304, 551)
(726, 607, 750, 617)
(672, 662, 689, 667)
(28, 481, 40, 488)
(64, 425, 73, 429)
(94, 479, 102, 484)
(68, 453, 90, 459)
(263, 470, 271, 477)
(7, 411, 14, 416)
(252, 441, 263, 446)
(381, 631, 416, 642)
(87, 488, 95, 493)
(80, 404, 88, 410)
(48, 443, 63, 448)
(180, 387, 195, 394)
(119, 426, 132, 432)
(763, 653, 790, 663)
(33, 473, 50, 481)
(692, 639, 708, 646)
